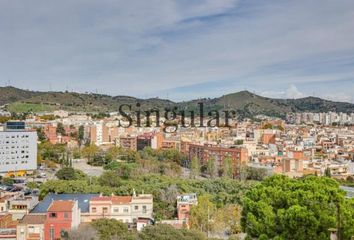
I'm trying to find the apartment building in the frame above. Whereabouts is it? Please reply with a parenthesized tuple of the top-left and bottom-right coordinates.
(119, 136, 137, 150)
(188, 143, 249, 176)
(0, 122, 37, 174)
(90, 121, 119, 146)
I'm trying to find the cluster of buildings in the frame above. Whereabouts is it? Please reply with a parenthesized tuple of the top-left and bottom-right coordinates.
(1, 109, 354, 179)
(288, 112, 354, 126)
(0, 191, 153, 240)
(0, 188, 200, 240)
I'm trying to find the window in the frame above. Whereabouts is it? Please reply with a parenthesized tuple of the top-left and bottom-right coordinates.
(123, 207, 129, 213)
(49, 212, 57, 218)
(103, 207, 108, 214)
(49, 227, 54, 240)
(134, 205, 139, 210)
(64, 212, 69, 218)
(142, 205, 147, 213)
(113, 208, 119, 213)
(92, 207, 97, 213)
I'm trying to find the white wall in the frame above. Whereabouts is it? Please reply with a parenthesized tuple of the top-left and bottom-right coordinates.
(0, 131, 37, 173)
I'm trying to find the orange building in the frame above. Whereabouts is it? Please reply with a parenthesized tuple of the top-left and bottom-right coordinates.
(262, 133, 276, 144)
(0, 214, 15, 228)
(44, 200, 80, 240)
(44, 125, 58, 144)
(176, 193, 197, 228)
(161, 140, 179, 150)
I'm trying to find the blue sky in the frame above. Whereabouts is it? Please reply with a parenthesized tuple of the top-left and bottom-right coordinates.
(0, 0, 354, 102)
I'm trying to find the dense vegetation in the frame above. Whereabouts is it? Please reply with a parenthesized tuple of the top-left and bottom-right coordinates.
(40, 174, 254, 220)
(241, 175, 354, 240)
(68, 219, 208, 240)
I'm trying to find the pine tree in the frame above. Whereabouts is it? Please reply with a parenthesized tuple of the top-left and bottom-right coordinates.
(207, 156, 217, 178)
(222, 157, 233, 178)
(190, 157, 200, 179)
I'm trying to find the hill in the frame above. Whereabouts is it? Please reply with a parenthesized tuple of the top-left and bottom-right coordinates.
(0, 86, 42, 106)
(1, 87, 353, 118)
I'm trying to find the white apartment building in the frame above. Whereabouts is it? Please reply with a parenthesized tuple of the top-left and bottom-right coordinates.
(0, 130, 37, 174)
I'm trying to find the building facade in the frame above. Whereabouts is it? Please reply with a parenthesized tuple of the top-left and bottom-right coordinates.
(0, 127, 37, 174)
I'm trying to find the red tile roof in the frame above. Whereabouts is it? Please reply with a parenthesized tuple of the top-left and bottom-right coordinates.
(19, 214, 46, 224)
(90, 196, 132, 204)
(90, 196, 112, 202)
(112, 196, 132, 204)
(47, 200, 74, 212)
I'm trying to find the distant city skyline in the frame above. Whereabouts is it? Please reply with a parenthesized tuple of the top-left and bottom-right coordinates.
(1, 0, 354, 102)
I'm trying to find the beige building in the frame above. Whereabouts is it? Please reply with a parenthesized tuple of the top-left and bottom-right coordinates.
(16, 214, 46, 240)
(88, 193, 153, 223)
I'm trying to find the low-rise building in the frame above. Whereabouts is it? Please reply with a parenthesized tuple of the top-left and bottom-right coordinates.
(44, 200, 80, 240)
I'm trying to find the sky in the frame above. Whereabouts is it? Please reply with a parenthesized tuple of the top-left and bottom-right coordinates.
(0, 0, 354, 102)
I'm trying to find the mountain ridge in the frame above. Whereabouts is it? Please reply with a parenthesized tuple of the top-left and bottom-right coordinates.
(1, 86, 353, 118)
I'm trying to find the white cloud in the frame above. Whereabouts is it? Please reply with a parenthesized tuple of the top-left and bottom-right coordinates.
(286, 84, 303, 99)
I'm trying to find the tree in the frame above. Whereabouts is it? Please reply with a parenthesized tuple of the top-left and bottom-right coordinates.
(26, 181, 38, 189)
(68, 224, 98, 240)
(222, 157, 233, 179)
(241, 175, 354, 240)
(98, 171, 121, 187)
(214, 205, 241, 235)
(190, 195, 216, 233)
(190, 157, 200, 179)
(105, 146, 120, 162)
(240, 166, 268, 181)
(139, 224, 206, 240)
(36, 127, 46, 142)
(38, 142, 66, 162)
(2, 177, 14, 186)
(56, 122, 66, 136)
(324, 167, 332, 177)
(55, 167, 86, 180)
(82, 145, 99, 162)
(206, 156, 217, 179)
(78, 125, 85, 144)
(91, 218, 135, 240)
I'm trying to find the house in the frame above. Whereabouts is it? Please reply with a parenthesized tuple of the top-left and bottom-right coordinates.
(8, 195, 38, 220)
(16, 214, 46, 240)
(176, 193, 197, 227)
(44, 200, 80, 240)
(89, 192, 153, 224)
(30, 194, 98, 223)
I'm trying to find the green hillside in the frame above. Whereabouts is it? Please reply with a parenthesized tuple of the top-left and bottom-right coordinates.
(1, 87, 354, 118)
